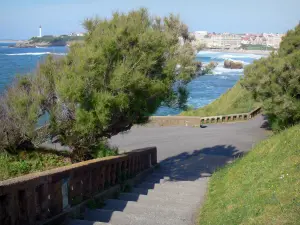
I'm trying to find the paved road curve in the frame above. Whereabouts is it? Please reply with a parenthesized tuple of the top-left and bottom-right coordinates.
(110, 115, 269, 162)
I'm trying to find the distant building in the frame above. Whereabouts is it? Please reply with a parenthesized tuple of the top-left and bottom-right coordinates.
(263, 33, 284, 49)
(194, 31, 208, 39)
(69, 32, 85, 37)
(185, 30, 285, 49)
(39, 26, 42, 38)
(194, 32, 242, 49)
(220, 33, 242, 48)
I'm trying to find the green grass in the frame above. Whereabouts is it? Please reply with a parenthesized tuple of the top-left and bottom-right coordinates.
(181, 82, 260, 116)
(199, 125, 300, 225)
(0, 149, 72, 181)
(0, 142, 118, 181)
(241, 44, 274, 51)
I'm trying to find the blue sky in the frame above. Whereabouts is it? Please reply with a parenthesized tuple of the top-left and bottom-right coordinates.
(0, 0, 299, 39)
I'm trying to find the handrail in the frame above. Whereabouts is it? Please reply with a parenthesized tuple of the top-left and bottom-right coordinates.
(149, 107, 262, 127)
(0, 147, 157, 225)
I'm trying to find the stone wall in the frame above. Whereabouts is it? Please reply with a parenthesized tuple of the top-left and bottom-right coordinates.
(0, 147, 157, 225)
(149, 107, 261, 127)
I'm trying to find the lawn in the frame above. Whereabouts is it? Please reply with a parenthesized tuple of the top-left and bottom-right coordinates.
(0, 149, 71, 181)
(198, 125, 300, 225)
(0, 143, 118, 181)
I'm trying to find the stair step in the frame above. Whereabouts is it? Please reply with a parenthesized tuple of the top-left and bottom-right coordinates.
(136, 180, 206, 191)
(133, 182, 203, 195)
(131, 187, 200, 198)
(147, 173, 211, 182)
(132, 186, 201, 197)
(84, 209, 187, 225)
(118, 192, 201, 207)
(102, 199, 193, 222)
(150, 171, 210, 178)
(68, 219, 111, 225)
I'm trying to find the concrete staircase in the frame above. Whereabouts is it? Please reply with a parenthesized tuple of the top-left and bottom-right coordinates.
(68, 151, 234, 225)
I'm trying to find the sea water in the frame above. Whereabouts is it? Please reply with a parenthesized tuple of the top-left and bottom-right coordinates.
(0, 43, 67, 91)
(156, 51, 263, 115)
(0, 43, 262, 115)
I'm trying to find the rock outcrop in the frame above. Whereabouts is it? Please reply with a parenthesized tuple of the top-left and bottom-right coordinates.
(200, 61, 218, 75)
(224, 60, 243, 69)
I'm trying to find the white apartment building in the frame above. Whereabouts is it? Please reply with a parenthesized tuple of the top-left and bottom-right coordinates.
(220, 33, 242, 48)
(194, 31, 208, 39)
(264, 33, 284, 49)
(197, 33, 241, 48)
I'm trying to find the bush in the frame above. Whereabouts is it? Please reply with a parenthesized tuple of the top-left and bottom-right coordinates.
(0, 150, 71, 181)
(38, 9, 196, 159)
(242, 24, 300, 131)
(0, 8, 197, 160)
(0, 76, 40, 153)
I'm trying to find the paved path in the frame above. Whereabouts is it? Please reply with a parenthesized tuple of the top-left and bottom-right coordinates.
(110, 115, 268, 162)
(68, 115, 268, 225)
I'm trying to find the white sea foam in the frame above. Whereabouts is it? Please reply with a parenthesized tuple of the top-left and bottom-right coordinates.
(197, 51, 221, 55)
(5, 52, 66, 56)
(216, 54, 262, 60)
(197, 51, 263, 60)
(213, 63, 243, 75)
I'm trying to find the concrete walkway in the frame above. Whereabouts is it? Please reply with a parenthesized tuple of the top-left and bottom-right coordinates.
(110, 115, 268, 162)
(68, 115, 268, 225)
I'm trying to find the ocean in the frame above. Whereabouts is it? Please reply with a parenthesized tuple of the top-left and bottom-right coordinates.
(0, 43, 262, 115)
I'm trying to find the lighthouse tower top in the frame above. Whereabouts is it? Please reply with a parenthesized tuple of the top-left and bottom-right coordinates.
(39, 25, 42, 38)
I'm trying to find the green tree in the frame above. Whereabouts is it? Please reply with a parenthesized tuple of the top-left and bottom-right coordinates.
(0, 76, 40, 152)
(27, 8, 197, 160)
(241, 24, 300, 131)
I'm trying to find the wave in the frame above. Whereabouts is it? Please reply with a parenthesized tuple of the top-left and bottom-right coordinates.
(212, 64, 243, 75)
(216, 54, 263, 60)
(197, 51, 221, 55)
(5, 52, 67, 56)
(197, 51, 263, 60)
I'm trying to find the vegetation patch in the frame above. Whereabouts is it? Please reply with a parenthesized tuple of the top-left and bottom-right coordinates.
(241, 44, 274, 51)
(242, 24, 300, 131)
(0, 149, 71, 181)
(181, 82, 260, 116)
(198, 125, 300, 225)
(0, 8, 197, 162)
(0, 141, 117, 181)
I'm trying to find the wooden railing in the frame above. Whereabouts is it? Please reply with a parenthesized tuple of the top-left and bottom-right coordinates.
(149, 107, 262, 127)
(0, 147, 157, 225)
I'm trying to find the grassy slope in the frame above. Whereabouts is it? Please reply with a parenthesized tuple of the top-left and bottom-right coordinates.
(199, 125, 300, 225)
(0, 144, 118, 181)
(181, 82, 260, 116)
(0, 150, 71, 181)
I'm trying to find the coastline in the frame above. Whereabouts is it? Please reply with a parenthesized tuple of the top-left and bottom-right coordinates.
(202, 48, 272, 55)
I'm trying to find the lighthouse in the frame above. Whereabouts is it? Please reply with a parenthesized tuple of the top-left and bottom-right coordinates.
(39, 25, 42, 38)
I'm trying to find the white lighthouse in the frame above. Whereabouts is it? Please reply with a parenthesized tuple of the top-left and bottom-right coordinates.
(39, 25, 42, 38)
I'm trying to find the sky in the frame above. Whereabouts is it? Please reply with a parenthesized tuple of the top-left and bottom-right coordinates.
(0, 0, 299, 40)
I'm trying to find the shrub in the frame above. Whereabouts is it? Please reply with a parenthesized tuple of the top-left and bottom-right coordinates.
(34, 8, 197, 159)
(242, 24, 300, 131)
(0, 76, 40, 153)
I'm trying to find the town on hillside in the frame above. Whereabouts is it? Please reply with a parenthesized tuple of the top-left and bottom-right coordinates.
(191, 31, 285, 50)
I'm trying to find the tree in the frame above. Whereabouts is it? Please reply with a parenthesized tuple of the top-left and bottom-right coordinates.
(27, 8, 197, 160)
(241, 24, 300, 131)
(0, 76, 40, 152)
